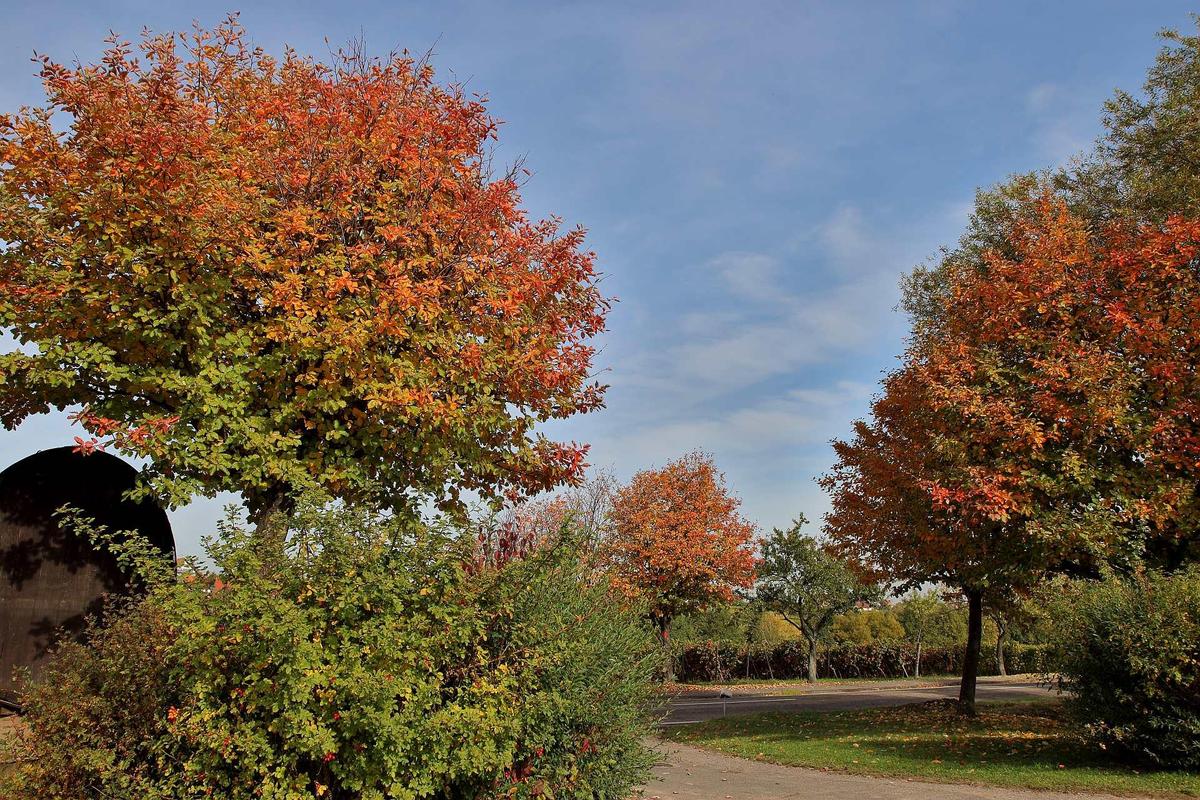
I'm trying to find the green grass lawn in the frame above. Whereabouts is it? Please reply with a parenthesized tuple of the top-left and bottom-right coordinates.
(665, 700, 1200, 797)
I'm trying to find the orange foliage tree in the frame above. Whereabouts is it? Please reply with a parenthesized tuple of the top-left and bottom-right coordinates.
(913, 196, 1200, 570)
(824, 194, 1200, 711)
(822, 366, 1041, 710)
(0, 19, 609, 525)
(605, 452, 756, 677)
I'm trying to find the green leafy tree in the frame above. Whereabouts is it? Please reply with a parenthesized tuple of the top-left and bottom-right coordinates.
(757, 515, 880, 682)
(896, 590, 940, 677)
(1082, 19, 1200, 222)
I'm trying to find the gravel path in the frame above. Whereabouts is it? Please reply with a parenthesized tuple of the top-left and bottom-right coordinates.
(639, 740, 1126, 800)
(641, 677, 1105, 800)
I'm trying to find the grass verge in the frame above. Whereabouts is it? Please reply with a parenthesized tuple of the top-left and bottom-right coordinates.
(665, 700, 1200, 797)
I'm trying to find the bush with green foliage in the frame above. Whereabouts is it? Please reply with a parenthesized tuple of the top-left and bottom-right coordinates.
(1054, 569, 1200, 769)
(830, 609, 905, 645)
(1, 501, 658, 799)
(670, 605, 802, 650)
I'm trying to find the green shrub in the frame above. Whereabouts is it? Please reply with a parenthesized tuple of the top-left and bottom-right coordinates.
(829, 609, 905, 646)
(2, 501, 657, 799)
(1053, 569, 1200, 769)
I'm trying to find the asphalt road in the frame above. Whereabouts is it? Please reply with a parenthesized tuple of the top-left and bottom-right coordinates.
(661, 677, 1055, 726)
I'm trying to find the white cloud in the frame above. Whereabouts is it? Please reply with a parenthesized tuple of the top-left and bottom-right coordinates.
(621, 234, 904, 406)
(712, 251, 785, 304)
(819, 205, 877, 275)
(591, 380, 870, 469)
(1026, 82, 1059, 113)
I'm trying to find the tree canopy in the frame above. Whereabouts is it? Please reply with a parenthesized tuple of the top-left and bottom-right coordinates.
(604, 452, 756, 641)
(0, 19, 609, 520)
(824, 21, 1200, 711)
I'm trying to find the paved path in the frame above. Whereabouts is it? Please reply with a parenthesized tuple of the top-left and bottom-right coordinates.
(641, 678, 1084, 799)
(639, 740, 1126, 800)
(662, 677, 1054, 725)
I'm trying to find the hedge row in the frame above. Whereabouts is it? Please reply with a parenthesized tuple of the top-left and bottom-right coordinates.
(672, 640, 1052, 683)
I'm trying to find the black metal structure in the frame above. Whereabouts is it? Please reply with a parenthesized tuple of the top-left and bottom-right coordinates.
(0, 447, 174, 705)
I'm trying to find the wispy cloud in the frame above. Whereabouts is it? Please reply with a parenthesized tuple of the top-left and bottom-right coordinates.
(1024, 81, 1096, 166)
(819, 206, 877, 275)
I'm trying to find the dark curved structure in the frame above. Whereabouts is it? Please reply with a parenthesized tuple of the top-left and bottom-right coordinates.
(0, 447, 174, 704)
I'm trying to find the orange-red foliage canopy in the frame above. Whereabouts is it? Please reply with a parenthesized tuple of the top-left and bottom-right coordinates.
(0, 19, 608, 515)
(825, 195, 1200, 590)
(605, 452, 756, 632)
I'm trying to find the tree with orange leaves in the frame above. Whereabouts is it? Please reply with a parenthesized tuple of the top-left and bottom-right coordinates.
(822, 365, 1041, 711)
(0, 18, 609, 530)
(910, 195, 1200, 572)
(605, 452, 756, 680)
(824, 192, 1200, 711)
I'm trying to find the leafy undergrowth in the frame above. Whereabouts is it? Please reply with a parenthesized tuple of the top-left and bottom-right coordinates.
(665, 700, 1200, 797)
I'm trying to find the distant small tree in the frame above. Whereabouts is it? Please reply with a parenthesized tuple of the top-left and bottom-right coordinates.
(757, 515, 879, 682)
(897, 590, 941, 677)
(604, 452, 756, 681)
(500, 466, 619, 553)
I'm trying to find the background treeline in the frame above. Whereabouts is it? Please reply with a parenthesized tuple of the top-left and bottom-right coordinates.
(667, 590, 1054, 682)
(672, 640, 1050, 683)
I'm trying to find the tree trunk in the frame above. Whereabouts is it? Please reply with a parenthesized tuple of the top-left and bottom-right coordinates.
(959, 588, 983, 714)
(995, 617, 1008, 677)
(658, 616, 675, 683)
(247, 486, 294, 555)
(915, 637, 923, 678)
(806, 637, 819, 683)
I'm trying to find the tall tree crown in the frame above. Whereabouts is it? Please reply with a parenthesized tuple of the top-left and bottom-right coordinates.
(0, 18, 609, 515)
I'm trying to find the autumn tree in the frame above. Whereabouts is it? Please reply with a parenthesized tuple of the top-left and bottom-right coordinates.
(604, 452, 756, 679)
(829, 609, 904, 647)
(905, 21, 1200, 339)
(893, 22, 1200, 589)
(757, 515, 879, 682)
(917, 196, 1200, 570)
(826, 192, 1200, 711)
(821, 364, 1055, 712)
(0, 19, 608, 532)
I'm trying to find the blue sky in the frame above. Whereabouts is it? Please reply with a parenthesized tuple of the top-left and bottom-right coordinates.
(1, 1, 1194, 555)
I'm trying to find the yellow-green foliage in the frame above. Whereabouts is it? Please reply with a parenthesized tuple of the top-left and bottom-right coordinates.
(830, 609, 905, 645)
(755, 611, 802, 645)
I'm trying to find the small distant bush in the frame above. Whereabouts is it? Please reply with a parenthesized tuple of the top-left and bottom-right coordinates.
(2, 501, 658, 799)
(1054, 568, 1200, 769)
(829, 609, 905, 646)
